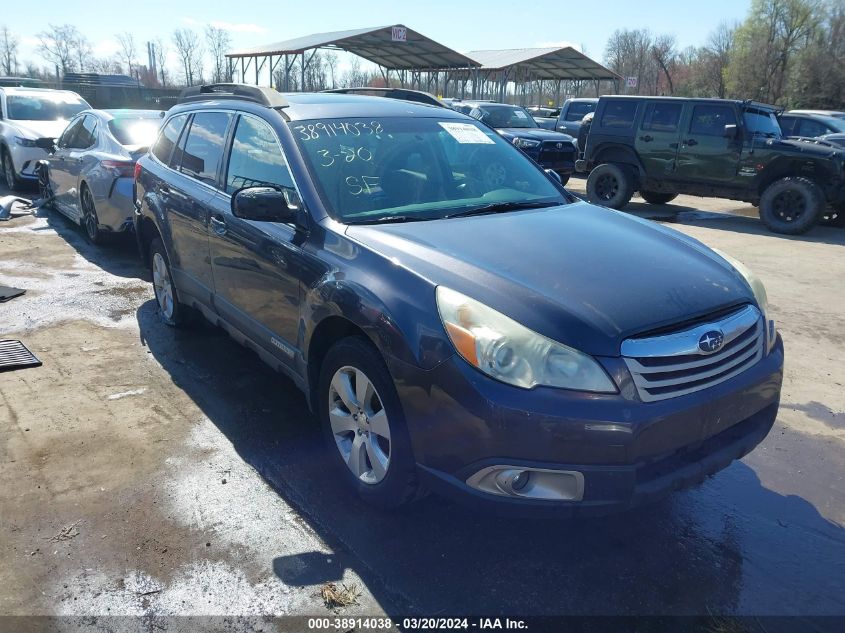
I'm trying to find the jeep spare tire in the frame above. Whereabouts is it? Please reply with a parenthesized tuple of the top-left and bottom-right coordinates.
(759, 177, 824, 235)
(639, 190, 678, 205)
(586, 163, 634, 209)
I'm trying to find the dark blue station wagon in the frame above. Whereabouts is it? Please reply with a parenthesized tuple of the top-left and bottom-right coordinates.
(135, 84, 784, 514)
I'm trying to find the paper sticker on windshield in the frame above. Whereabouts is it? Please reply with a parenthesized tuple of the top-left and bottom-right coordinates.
(513, 110, 528, 119)
(439, 122, 495, 144)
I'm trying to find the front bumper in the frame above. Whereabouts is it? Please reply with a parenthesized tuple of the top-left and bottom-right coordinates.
(9, 144, 48, 180)
(389, 336, 784, 515)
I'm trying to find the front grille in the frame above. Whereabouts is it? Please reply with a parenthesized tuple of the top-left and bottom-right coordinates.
(622, 305, 764, 402)
(539, 141, 575, 162)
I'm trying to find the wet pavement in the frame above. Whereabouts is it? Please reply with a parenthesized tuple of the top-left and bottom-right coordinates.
(1, 182, 844, 624)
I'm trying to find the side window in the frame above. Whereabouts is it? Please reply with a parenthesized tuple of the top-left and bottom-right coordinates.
(71, 115, 97, 149)
(641, 102, 682, 132)
(58, 116, 84, 149)
(689, 105, 737, 136)
(565, 102, 595, 122)
(797, 118, 828, 138)
(151, 114, 188, 165)
(600, 100, 638, 129)
(178, 112, 233, 186)
(225, 115, 294, 194)
(778, 116, 796, 136)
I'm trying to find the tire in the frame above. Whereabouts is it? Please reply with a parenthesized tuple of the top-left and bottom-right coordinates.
(759, 177, 825, 235)
(80, 185, 104, 244)
(585, 163, 634, 209)
(639, 190, 678, 205)
(149, 237, 191, 327)
(555, 172, 571, 187)
(37, 163, 54, 210)
(820, 204, 845, 227)
(318, 336, 420, 508)
(2, 148, 21, 192)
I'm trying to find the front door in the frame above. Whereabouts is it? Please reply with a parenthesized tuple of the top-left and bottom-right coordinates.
(209, 113, 304, 368)
(64, 114, 98, 217)
(49, 115, 85, 215)
(675, 103, 742, 185)
(635, 100, 684, 179)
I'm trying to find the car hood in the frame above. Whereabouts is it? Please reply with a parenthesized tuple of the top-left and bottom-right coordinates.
(9, 119, 71, 140)
(497, 128, 575, 142)
(767, 136, 843, 158)
(345, 202, 754, 356)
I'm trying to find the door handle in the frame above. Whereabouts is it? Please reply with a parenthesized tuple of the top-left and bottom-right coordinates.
(639, 135, 653, 142)
(210, 215, 227, 235)
(684, 139, 698, 146)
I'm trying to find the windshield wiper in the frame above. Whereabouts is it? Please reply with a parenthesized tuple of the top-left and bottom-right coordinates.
(347, 214, 431, 225)
(443, 200, 560, 219)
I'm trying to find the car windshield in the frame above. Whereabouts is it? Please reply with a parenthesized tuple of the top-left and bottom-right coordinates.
(291, 116, 566, 224)
(474, 105, 539, 129)
(6, 94, 89, 121)
(823, 117, 845, 132)
(108, 116, 163, 147)
(744, 109, 782, 138)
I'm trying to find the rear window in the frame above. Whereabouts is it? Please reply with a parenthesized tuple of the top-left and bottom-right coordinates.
(108, 117, 162, 147)
(600, 101, 638, 129)
(151, 115, 188, 165)
(565, 102, 596, 121)
(641, 102, 683, 132)
(178, 112, 233, 186)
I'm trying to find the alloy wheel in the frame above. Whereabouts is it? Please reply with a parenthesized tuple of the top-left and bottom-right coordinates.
(3, 153, 14, 187)
(152, 252, 175, 320)
(82, 188, 99, 240)
(595, 173, 619, 201)
(328, 366, 391, 484)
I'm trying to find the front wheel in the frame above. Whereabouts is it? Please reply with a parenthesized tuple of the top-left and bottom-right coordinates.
(318, 336, 420, 508)
(759, 176, 824, 235)
(585, 163, 634, 209)
(37, 164, 54, 209)
(2, 148, 21, 192)
(639, 190, 678, 205)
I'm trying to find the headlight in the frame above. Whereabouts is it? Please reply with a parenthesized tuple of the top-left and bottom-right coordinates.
(512, 137, 541, 149)
(436, 286, 617, 392)
(714, 249, 777, 354)
(14, 136, 37, 147)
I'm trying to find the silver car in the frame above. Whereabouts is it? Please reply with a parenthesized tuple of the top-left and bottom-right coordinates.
(40, 109, 164, 243)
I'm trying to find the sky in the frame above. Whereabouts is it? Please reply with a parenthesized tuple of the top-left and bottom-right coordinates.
(3, 0, 752, 74)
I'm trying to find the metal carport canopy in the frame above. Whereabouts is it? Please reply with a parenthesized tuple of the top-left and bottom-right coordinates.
(226, 25, 479, 71)
(468, 47, 621, 80)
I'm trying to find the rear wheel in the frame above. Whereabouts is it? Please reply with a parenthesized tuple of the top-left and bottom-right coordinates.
(80, 185, 104, 244)
(639, 190, 678, 205)
(149, 237, 192, 327)
(2, 148, 21, 192)
(318, 336, 420, 508)
(759, 177, 824, 235)
(586, 163, 634, 209)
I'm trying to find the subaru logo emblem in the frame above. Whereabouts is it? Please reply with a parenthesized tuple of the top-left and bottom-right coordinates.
(698, 330, 724, 354)
(556, 142, 563, 149)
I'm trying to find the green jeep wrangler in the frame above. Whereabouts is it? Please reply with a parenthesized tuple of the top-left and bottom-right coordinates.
(576, 96, 845, 234)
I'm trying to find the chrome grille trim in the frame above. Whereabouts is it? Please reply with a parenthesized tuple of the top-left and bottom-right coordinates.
(622, 305, 764, 402)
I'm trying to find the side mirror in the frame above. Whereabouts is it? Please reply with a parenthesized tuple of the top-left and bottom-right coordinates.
(723, 124, 738, 139)
(545, 169, 562, 184)
(35, 137, 56, 152)
(231, 186, 300, 224)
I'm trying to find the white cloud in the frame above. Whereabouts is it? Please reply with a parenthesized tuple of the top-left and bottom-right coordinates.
(209, 20, 268, 34)
(93, 39, 120, 57)
(181, 17, 200, 26)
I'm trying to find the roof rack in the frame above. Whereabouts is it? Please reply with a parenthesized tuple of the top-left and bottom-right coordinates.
(177, 83, 289, 108)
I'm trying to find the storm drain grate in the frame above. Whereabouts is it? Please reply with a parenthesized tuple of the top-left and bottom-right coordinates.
(0, 340, 42, 372)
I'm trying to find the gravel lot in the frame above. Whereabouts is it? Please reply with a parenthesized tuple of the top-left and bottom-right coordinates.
(1, 180, 843, 625)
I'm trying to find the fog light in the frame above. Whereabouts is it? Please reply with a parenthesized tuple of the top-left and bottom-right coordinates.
(467, 465, 584, 501)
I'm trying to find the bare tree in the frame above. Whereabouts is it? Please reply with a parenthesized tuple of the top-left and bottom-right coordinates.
(116, 32, 137, 78)
(153, 38, 169, 86)
(173, 28, 202, 86)
(37, 24, 81, 75)
(325, 51, 338, 89)
(651, 34, 677, 94)
(205, 25, 231, 83)
(1, 25, 19, 76)
(71, 32, 92, 73)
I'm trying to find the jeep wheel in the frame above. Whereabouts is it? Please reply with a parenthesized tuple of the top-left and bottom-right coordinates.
(586, 163, 634, 209)
(555, 171, 571, 187)
(820, 204, 845, 227)
(639, 190, 678, 205)
(759, 177, 824, 235)
(318, 336, 420, 508)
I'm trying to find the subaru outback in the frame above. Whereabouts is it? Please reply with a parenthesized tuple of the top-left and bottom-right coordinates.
(134, 84, 784, 514)
(578, 96, 845, 233)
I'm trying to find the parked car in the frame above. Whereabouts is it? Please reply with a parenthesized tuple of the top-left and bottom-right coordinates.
(322, 87, 445, 108)
(526, 106, 560, 130)
(578, 95, 845, 233)
(39, 108, 164, 243)
(135, 84, 783, 514)
(778, 111, 845, 139)
(466, 102, 577, 182)
(0, 86, 90, 190)
(787, 109, 845, 120)
(554, 98, 598, 137)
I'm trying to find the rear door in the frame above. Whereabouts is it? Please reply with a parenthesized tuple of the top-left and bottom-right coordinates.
(165, 111, 234, 306)
(208, 113, 304, 367)
(675, 103, 742, 184)
(634, 100, 684, 179)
